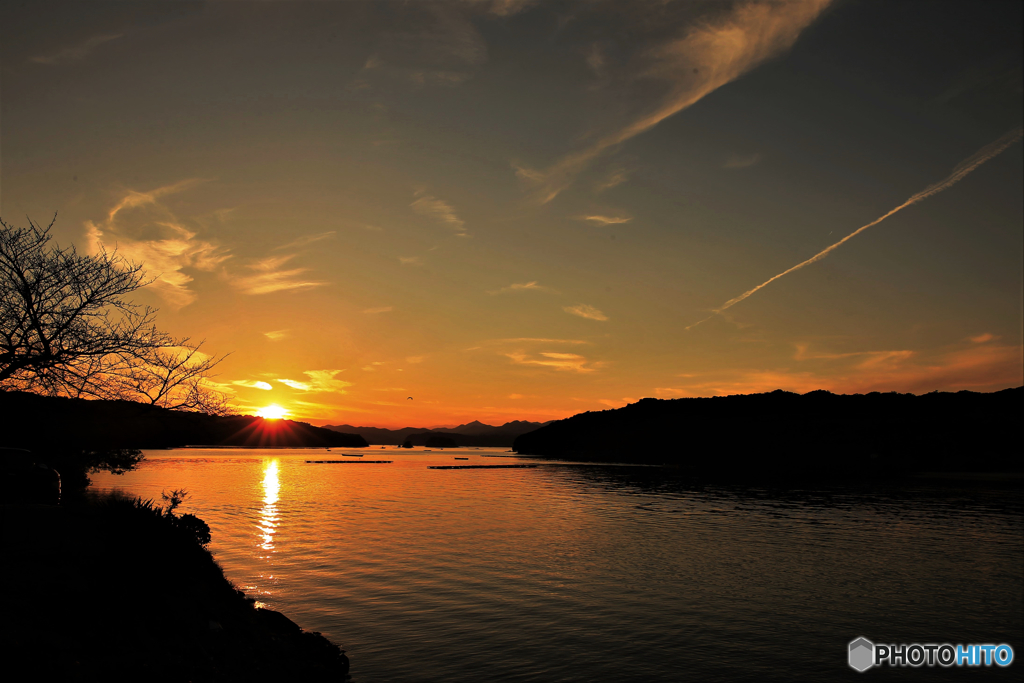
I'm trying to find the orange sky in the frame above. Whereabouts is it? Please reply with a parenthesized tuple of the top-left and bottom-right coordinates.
(2, 1, 1021, 427)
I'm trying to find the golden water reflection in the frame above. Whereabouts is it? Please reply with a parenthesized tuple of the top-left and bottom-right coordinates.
(259, 459, 280, 551)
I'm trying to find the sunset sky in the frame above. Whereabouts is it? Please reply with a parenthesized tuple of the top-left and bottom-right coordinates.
(2, 0, 1021, 427)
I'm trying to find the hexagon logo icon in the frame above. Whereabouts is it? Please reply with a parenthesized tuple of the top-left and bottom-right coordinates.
(849, 637, 874, 672)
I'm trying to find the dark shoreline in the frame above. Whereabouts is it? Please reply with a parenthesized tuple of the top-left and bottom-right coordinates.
(1, 492, 350, 682)
(514, 386, 1024, 477)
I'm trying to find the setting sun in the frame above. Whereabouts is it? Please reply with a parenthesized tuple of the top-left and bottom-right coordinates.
(256, 404, 288, 420)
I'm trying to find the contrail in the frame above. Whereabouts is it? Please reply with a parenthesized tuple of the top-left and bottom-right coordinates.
(687, 127, 1023, 330)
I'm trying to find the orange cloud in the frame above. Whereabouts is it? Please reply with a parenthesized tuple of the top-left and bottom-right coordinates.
(233, 380, 273, 391)
(275, 370, 351, 393)
(84, 180, 229, 308)
(564, 304, 608, 321)
(661, 342, 1022, 397)
(506, 351, 602, 373)
(487, 281, 554, 295)
(231, 254, 327, 295)
(576, 214, 632, 226)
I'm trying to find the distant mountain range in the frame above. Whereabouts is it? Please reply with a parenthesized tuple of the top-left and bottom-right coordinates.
(513, 387, 1023, 477)
(322, 420, 549, 447)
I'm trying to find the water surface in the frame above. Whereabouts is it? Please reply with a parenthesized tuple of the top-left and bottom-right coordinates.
(91, 448, 1023, 681)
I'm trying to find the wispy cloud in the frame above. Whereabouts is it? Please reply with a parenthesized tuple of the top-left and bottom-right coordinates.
(264, 330, 288, 341)
(84, 180, 229, 308)
(506, 351, 602, 373)
(364, 306, 394, 314)
(32, 33, 123, 65)
(518, 0, 831, 203)
(722, 153, 761, 169)
(398, 255, 423, 266)
(411, 190, 468, 236)
(487, 337, 591, 345)
(275, 370, 351, 393)
(361, 3, 487, 90)
(513, 163, 546, 183)
(595, 169, 630, 193)
(564, 304, 609, 321)
(232, 380, 273, 391)
(660, 341, 1022, 396)
(274, 231, 336, 250)
(230, 254, 327, 295)
(576, 214, 632, 226)
(406, 356, 425, 364)
(585, 42, 605, 75)
(486, 0, 539, 17)
(410, 70, 472, 87)
(687, 127, 1024, 329)
(970, 333, 996, 344)
(487, 281, 554, 295)
(793, 344, 914, 366)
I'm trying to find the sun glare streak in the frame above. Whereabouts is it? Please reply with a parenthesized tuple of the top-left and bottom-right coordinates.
(257, 404, 288, 420)
(259, 459, 280, 551)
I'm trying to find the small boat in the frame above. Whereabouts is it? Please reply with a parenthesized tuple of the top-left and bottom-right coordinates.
(455, 457, 469, 460)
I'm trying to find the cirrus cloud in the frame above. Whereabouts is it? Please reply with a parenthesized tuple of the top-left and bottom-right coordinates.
(275, 370, 352, 393)
(564, 304, 609, 321)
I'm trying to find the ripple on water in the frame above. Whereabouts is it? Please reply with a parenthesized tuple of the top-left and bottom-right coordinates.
(91, 449, 1024, 682)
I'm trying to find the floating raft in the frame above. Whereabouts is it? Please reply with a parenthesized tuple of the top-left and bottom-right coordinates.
(428, 464, 537, 470)
(454, 457, 469, 460)
(342, 454, 364, 457)
(306, 460, 393, 464)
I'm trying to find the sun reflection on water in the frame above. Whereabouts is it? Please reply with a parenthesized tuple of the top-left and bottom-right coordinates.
(259, 459, 280, 551)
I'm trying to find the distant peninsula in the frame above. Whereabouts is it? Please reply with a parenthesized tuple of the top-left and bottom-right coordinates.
(513, 387, 1023, 476)
(0, 391, 368, 451)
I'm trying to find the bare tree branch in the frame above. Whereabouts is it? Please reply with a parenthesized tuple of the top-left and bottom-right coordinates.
(1, 215, 230, 413)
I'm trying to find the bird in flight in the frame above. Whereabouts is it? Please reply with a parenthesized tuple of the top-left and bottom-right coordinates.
(407, 397, 413, 400)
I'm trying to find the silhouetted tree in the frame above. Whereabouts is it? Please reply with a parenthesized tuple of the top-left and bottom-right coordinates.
(0, 215, 229, 414)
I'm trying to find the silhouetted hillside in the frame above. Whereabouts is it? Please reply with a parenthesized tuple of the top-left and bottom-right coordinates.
(4, 492, 349, 680)
(513, 388, 1023, 476)
(323, 420, 548, 446)
(0, 391, 368, 451)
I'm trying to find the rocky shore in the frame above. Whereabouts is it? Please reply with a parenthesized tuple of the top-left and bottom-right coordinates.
(1, 493, 349, 681)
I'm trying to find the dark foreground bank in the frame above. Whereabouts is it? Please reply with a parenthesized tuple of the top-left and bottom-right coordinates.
(0, 493, 350, 682)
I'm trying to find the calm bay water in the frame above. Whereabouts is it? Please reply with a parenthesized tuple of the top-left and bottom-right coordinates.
(91, 448, 1023, 681)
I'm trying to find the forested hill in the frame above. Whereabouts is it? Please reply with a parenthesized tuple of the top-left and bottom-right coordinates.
(512, 387, 1023, 475)
(0, 391, 367, 450)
